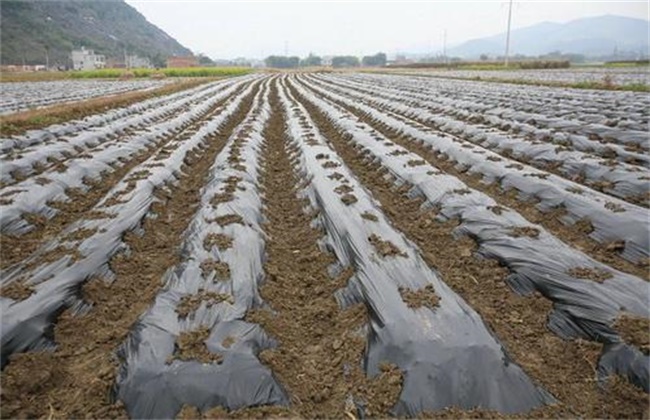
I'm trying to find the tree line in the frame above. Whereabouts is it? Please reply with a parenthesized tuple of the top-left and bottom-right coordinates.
(265, 52, 386, 68)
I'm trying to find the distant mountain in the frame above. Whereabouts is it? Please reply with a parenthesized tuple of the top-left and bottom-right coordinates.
(1, 0, 193, 67)
(449, 15, 649, 58)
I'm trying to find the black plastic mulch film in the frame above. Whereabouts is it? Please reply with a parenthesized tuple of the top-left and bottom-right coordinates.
(0, 74, 647, 418)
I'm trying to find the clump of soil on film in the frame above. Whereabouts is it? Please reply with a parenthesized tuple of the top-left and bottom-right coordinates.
(212, 214, 244, 227)
(176, 289, 233, 319)
(406, 159, 426, 167)
(508, 226, 540, 238)
(211, 192, 234, 206)
(567, 267, 613, 283)
(203, 233, 233, 251)
(200, 258, 230, 281)
(361, 211, 378, 222)
(170, 327, 223, 364)
(399, 284, 440, 309)
(340, 193, 358, 205)
(368, 234, 407, 258)
(334, 184, 354, 195)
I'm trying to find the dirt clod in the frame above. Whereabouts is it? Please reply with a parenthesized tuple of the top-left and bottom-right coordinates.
(368, 234, 407, 258)
(567, 267, 614, 283)
(399, 284, 440, 309)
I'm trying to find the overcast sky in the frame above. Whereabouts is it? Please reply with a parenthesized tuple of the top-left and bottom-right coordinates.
(124, 0, 648, 59)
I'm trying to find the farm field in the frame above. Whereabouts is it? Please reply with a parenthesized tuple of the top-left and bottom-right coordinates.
(0, 73, 648, 418)
(383, 66, 650, 89)
(0, 78, 174, 115)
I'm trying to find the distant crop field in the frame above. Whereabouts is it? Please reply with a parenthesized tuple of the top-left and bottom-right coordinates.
(0, 79, 173, 115)
(379, 66, 650, 91)
(1, 73, 648, 419)
(69, 66, 253, 79)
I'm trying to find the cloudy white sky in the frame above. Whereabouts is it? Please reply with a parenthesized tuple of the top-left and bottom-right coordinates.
(124, 1, 648, 59)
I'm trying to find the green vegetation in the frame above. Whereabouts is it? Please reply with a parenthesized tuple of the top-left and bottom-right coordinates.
(301, 54, 322, 67)
(362, 53, 387, 67)
(604, 60, 650, 68)
(67, 67, 252, 79)
(1, 0, 191, 67)
(332, 56, 360, 68)
(265, 56, 301, 69)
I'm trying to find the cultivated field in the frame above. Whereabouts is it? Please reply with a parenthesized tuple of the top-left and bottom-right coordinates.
(0, 78, 173, 115)
(385, 66, 650, 89)
(0, 73, 648, 418)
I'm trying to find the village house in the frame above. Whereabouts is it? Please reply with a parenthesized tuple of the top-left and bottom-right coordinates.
(166, 55, 198, 68)
(71, 47, 106, 70)
(126, 55, 152, 69)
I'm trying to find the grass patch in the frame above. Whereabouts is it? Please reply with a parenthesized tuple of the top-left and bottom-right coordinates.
(1, 67, 252, 82)
(69, 67, 252, 79)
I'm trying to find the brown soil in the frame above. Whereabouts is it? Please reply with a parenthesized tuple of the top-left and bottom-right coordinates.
(203, 233, 233, 251)
(242, 83, 403, 418)
(210, 192, 234, 205)
(508, 226, 541, 238)
(334, 184, 354, 194)
(614, 313, 650, 355)
(292, 79, 648, 418)
(340, 193, 358, 205)
(176, 289, 233, 319)
(222, 336, 236, 348)
(361, 211, 379, 222)
(567, 267, 614, 283)
(212, 214, 244, 227)
(0, 80, 260, 419)
(399, 284, 440, 309)
(0, 78, 218, 137)
(200, 259, 230, 281)
(0, 280, 34, 300)
(368, 234, 407, 258)
(604, 201, 626, 213)
(322, 160, 341, 169)
(170, 327, 223, 364)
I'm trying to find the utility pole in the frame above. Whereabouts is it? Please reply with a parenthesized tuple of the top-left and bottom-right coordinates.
(504, 0, 513, 67)
(284, 41, 288, 57)
(442, 30, 446, 64)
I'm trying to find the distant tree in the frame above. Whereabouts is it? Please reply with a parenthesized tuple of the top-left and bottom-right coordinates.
(197, 53, 215, 66)
(301, 53, 322, 67)
(479, 54, 489, 61)
(150, 53, 165, 68)
(361, 52, 387, 67)
(332, 55, 360, 68)
(265, 55, 300, 68)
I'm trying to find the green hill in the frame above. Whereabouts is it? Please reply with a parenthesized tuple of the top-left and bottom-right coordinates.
(1, 0, 193, 67)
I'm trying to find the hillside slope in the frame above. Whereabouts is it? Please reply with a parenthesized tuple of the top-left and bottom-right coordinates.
(449, 15, 649, 58)
(1, 0, 192, 67)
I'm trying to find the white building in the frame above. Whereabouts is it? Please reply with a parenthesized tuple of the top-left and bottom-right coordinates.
(71, 47, 106, 71)
(126, 55, 152, 69)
